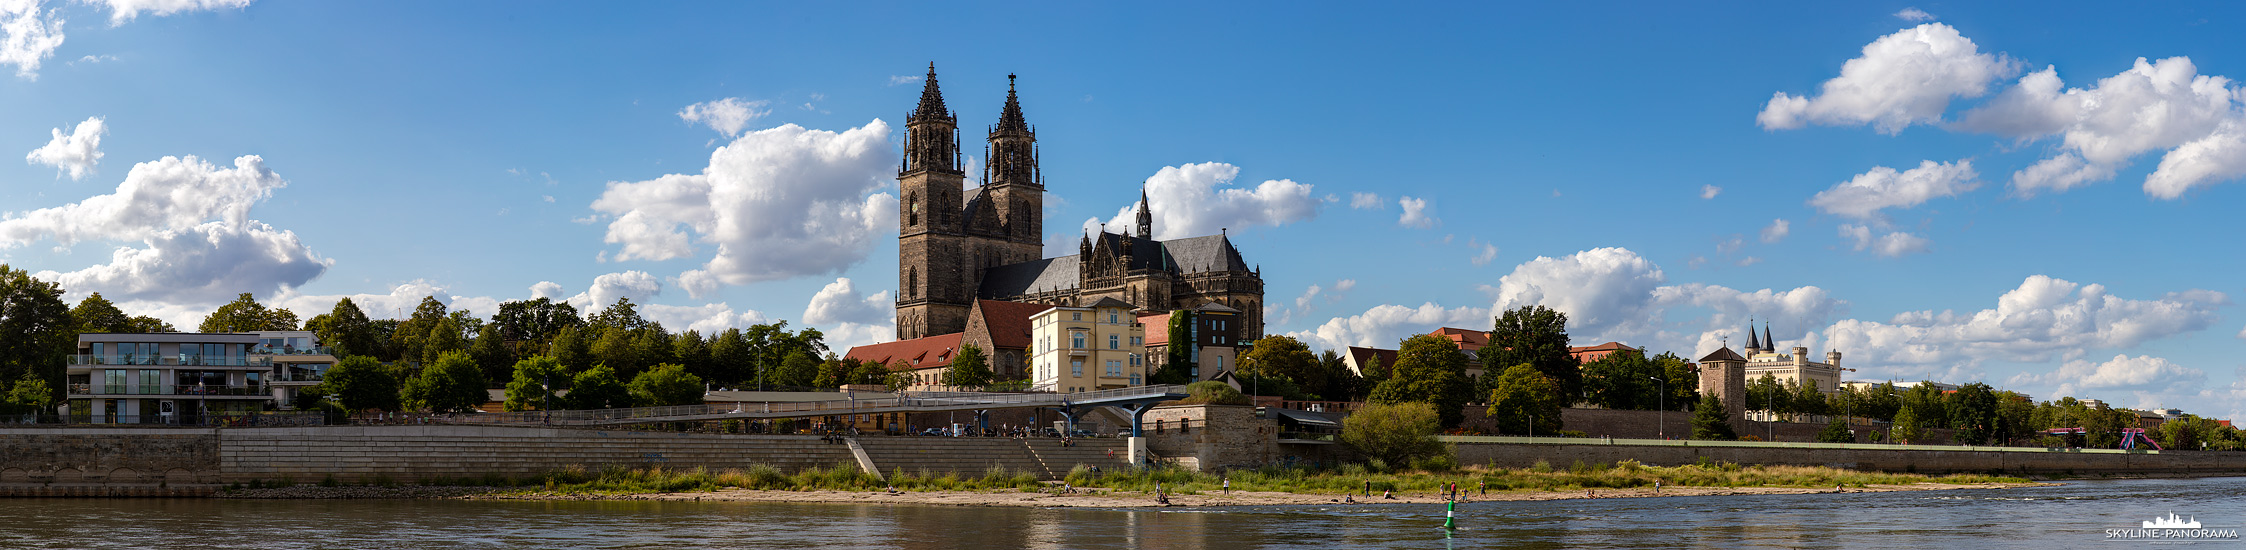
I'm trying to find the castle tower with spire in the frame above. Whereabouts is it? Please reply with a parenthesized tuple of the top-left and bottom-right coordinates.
(893, 65, 1264, 341)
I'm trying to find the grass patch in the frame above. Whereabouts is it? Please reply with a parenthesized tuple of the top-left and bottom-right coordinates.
(510, 462, 1046, 496)
(1055, 461, 2029, 495)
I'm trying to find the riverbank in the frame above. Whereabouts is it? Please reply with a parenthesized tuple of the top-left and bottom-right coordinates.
(468, 480, 2048, 508)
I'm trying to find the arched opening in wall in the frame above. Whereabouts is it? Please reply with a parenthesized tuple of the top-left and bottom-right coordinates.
(0, 468, 26, 483)
(163, 468, 197, 485)
(907, 268, 918, 298)
(52, 468, 83, 483)
(105, 468, 140, 483)
(907, 194, 921, 226)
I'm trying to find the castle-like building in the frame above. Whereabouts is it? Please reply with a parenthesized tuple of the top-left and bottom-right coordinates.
(893, 65, 1266, 341)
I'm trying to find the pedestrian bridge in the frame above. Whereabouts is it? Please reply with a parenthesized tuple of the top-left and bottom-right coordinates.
(448, 385, 1192, 427)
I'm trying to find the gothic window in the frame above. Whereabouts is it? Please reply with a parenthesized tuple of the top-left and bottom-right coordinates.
(907, 268, 918, 297)
(907, 194, 921, 226)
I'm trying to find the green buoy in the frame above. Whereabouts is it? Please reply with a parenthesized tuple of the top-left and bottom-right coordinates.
(1443, 499, 1456, 530)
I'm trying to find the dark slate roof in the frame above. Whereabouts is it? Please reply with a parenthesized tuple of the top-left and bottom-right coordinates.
(1698, 347, 1746, 363)
(1083, 296, 1136, 310)
(979, 256, 1079, 298)
(1194, 301, 1241, 313)
(1161, 234, 1248, 274)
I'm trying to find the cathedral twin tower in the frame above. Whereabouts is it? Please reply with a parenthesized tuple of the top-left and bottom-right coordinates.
(895, 64, 1265, 342)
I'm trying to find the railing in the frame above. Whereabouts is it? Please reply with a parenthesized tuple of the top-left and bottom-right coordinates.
(250, 345, 334, 356)
(66, 383, 272, 397)
(447, 384, 1192, 426)
(272, 367, 327, 383)
(0, 413, 325, 427)
(68, 355, 273, 367)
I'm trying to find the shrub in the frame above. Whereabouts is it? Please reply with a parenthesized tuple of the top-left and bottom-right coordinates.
(1175, 381, 1251, 406)
(1340, 402, 1448, 466)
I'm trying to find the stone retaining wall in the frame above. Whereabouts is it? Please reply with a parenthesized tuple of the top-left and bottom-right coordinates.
(1453, 440, 2246, 475)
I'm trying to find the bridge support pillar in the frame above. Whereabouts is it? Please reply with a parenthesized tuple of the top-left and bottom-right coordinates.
(1127, 436, 1148, 467)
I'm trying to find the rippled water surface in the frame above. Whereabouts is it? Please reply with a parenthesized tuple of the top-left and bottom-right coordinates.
(3, 477, 2242, 549)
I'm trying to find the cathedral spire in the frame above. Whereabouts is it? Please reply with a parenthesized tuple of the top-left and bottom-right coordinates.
(1763, 322, 1776, 352)
(1136, 187, 1153, 238)
(1745, 318, 1759, 351)
(902, 62, 959, 175)
(985, 73, 1040, 188)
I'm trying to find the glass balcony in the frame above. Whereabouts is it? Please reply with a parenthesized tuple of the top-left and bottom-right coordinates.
(66, 383, 272, 397)
(68, 355, 273, 367)
(249, 345, 334, 356)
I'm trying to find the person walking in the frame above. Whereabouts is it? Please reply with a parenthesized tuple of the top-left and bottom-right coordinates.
(1478, 480, 1486, 496)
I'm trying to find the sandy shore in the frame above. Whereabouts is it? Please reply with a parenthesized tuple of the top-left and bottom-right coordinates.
(469, 481, 2049, 508)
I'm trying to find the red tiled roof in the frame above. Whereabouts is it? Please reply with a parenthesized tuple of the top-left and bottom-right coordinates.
(1138, 312, 1172, 346)
(1347, 346, 1397, 370)
(1429, 327, 1490, 351)
(1568, 341, 1636, 353)
(975, 299, 1052, 350)
(844, 333, 964, 372)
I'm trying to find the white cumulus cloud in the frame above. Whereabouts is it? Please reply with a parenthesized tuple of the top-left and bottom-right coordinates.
(590, 120, 898, 289)
(86, 0, 251, 25)
(1700, 185, 1722, 199)
(36, 220, 328, 304)
(677, 97, 770, 138)
(1350, 192, 1383, 209)
(1760, 219, 1790, 243)
(0, 0, 64, 80)
(1959, 58, 2246, 198)
(0, 154, 286, 247)
(1489, 247, 1668, 337)
(1808, 159, 1979, 221)
(643, 302, 772, 335)
(1893, 8, 1935, 22)
(803, 277, 890, 326)
(1758, 23, 2015, 134)
(1828, 276, 2225, 378)
(25, 116, 105, 179)
(1469, 238, 1498, 266)
(1838, 224, 1930, 257)
(2010, 354, 2205, 399)
(567, 270, 661, 312)
(1397, 196, 1436, 229)
(1098, 162, 1320, 240)
(1288, 302, 1490, 352)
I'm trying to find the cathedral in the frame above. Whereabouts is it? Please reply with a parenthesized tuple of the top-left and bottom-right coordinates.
(894, 64, 1266, 341)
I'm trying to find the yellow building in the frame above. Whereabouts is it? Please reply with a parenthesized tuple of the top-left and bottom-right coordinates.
(1030, 297, 1147, 392)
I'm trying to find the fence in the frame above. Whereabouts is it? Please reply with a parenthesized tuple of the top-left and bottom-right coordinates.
(0, 412, 326, 428)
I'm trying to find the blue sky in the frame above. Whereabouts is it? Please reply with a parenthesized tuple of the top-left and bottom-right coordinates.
(4, 2, 2243, 418)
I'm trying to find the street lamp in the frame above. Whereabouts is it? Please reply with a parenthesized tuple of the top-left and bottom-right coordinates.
(1767, 381, 1776, 443)
(1648, 376, 1665, 440)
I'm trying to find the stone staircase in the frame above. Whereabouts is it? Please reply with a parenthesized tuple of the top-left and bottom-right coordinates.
(853, 437, 1130, 480)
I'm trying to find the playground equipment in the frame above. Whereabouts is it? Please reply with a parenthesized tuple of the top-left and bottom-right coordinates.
(2041, 427, 2163, 450)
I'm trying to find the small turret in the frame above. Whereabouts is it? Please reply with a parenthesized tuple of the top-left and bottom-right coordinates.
(1136, 187, 1153, 238)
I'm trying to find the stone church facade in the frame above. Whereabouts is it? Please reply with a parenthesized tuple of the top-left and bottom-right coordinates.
(894, 65, 1266, 342)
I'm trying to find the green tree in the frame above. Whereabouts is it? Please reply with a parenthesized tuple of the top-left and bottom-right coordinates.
(402, 350, 489, 413)
(1358, 354, 1389, 384)
(773, 350, 819, 388)
(70, 292, 131, 333)
(547, 324, 593, 373)
(1745, 374, 1791, 421)
(1484, 305, 1581, 401)
(468, 327, 516, 384)
(566, 365, 629, 409)
(1165, 312, 1193, 376)
(122, 315, 175, 333)
(707, 328, 751, 387)
(1483, 363, 1563, 435)
(2, 373, 57, 414)
(502, 356, 568, 412)
(312, 297, 381, 359)
(1948, 382, 2000, 445)
(631, 328, 674, 374)
(671, 331, 712, 382)
(389, 296, 450, 364)
(942, 344, 994, 388)
(591, 327, 637, 377)
(850, 358, 889, 386)
(1691, 393, 1736, 440)
(586, 297, 651, 333)
(1994, 391, 2035, 446)
(320, 356, 400, 412)
(1581, 349, 1662, 410)
(1176, 380, 1251, 405)
(627, 363, 704, 407)
(1340, 401, 1447, 466)
(1859, 382, 1901, 421)
(1791, 379, 1829, 417)
(1652, 352, 1699, 411)
(1319, 349, 1366, 402)
(419, 316, 466, 365)
(1891, 405, 1925, 444)
(198, 292, 298, 333)
(1240, 335, 1323, 398)
(812, 358, 847, 389)
(0, 265, 72, 402)
(1368, 334, 1475, 427)
(491, 297, 581, 351)
(1816, 417, 1854, 443)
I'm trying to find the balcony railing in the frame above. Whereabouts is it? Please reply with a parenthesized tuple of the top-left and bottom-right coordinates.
(250, 345, 334, 356)
(68, 355, 273, 367)
(272, 367, 327, 382)
(67, 383, 272, 397)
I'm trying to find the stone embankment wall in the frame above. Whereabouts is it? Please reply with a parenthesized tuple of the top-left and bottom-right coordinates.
(1452, 440, 2246, 475)
(1459, 407, 1958, 444)
(1, 425, 1133, 495)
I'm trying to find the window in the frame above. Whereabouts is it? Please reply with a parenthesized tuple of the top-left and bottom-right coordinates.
(1071, 360, 1083, 377)
(1106, 360, 1122, 376)
(1129, 353, 1141, 367)
(1072, 312, 1081, 321)
(103, 370, 127, 395)
(139, 369, 160, 395)
(1072, 333, 1085, 349)
(1109, 312, 1118, 323)
(1130, 374, 1142, 385)
(1109, 334, 1119, 350)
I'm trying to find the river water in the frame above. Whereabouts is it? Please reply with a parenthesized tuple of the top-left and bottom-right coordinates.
(2, 477, 2241, 549)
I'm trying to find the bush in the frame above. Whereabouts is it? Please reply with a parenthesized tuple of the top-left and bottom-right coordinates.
(1340, 402, 1448, 466)
(1175, 381, 1251, 406)
(1816, 418, 1854, 443)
